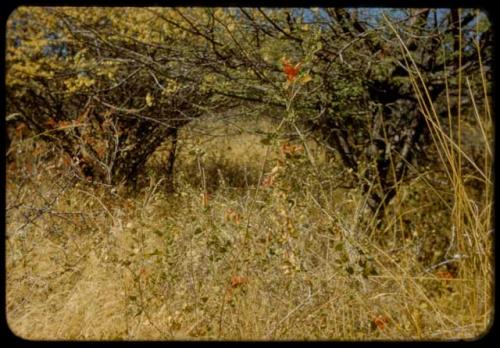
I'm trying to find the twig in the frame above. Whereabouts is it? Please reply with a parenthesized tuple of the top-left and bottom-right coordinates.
(425, 254, 464, 273)
(265, 271, 339, 339)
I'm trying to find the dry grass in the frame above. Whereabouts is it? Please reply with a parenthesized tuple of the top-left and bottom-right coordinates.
(6, 97, 493, 340)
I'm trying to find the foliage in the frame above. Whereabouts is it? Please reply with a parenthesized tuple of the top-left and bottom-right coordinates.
(7, 8, 491, 205)
(177, 8, 492, 219)
(6, 7, 220, 186)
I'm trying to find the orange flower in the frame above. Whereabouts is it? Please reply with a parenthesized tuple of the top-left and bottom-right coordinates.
(58, 120, 72, 128)
(62, 154, 72, 167)
(44, 118, 57, 129)
(282, 58, 302, 81)
(280, 143, 304, 158)
(230, 275, 248, 288)
(436, 271, 454, 280)
(261, 174, 275, 188)
(15, 122, 28, 137)
(373, 315, 389, 330)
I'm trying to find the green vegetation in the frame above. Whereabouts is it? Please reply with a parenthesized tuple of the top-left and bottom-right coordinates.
(5, 7, 493, 340)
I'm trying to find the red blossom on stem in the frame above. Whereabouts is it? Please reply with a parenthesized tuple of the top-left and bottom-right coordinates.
(282, 58, 302, 81)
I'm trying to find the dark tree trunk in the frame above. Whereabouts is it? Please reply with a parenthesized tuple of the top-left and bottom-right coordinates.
(112, 124, 181, 190)
(362, 98, 425, 222)
(165, 127, 178, 192)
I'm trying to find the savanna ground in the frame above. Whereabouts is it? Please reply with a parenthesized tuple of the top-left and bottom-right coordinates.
(6, 112, 493, 340)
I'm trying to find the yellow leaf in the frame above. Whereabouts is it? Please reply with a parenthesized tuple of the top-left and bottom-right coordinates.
(214, 8, 224, 17)
(300, 74, 313, 85)
(146, 93, 154, 107)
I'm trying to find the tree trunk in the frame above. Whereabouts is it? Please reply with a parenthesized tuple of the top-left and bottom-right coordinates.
(165, 127, 178, 192)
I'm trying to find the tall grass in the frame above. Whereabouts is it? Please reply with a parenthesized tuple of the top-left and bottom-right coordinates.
(386, 14, 494, 334)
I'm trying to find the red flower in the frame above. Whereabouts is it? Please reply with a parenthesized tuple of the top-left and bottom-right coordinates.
(282, 58, 302, 81)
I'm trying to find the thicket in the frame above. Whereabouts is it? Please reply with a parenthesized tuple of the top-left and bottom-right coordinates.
(6, 8, 492, 218)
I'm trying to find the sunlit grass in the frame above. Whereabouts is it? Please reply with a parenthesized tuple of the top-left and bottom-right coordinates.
(6, 102, 492, 340)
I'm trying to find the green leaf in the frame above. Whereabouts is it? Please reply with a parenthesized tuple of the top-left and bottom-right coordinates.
(260, 137, 272, 146)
